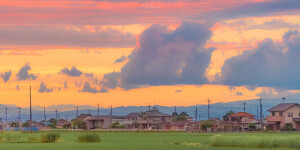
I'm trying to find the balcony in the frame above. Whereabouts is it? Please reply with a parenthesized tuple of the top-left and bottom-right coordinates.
(266, 116, 284, 122)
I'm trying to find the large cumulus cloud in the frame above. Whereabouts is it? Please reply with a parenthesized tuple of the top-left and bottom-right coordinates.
(99, 22, 215, 92)
(218, 30, 300, 90)
(16, 64, 38, 81)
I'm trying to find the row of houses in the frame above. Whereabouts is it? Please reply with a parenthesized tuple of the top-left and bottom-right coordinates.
(1, 103, 300, 131)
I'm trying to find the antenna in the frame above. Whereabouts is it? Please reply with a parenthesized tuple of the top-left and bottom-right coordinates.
(148, 103, 151, 111)
(282, 97, 286, 103)
(242, 100, 247, 116)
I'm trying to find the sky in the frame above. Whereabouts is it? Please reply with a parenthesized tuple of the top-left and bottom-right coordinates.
(1, 0, 300, 108)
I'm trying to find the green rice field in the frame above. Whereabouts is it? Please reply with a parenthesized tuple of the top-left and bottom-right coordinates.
(0, 131, 299, 150)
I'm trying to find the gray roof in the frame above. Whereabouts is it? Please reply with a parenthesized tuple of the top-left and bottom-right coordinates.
(268, 103, 300, 112)
(143, 110, 171, 117)
(293, 118, 300, 122)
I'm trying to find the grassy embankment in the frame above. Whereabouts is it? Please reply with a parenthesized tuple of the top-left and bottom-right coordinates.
(0, 131, 299, 150)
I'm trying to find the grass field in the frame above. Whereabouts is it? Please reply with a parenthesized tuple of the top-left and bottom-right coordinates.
(0, 131, 299, 150)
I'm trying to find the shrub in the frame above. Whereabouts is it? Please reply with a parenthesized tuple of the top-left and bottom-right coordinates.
(41, 132, 60, 143)
(27, 136, 39, 143)
(248, 123, 257, 131)
(201, 121, 213, 131)
(210, 134, 300, 148)
(5, 133, 21, 143)
(78, 133, 100, 143)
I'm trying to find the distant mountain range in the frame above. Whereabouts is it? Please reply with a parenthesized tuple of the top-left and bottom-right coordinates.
(0, 98, 298, 122)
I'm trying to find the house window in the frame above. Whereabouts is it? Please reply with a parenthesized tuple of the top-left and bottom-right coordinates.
(279, 112, 283, 116)
(272, 112, 275, 116)
(288, 112, 293, 117)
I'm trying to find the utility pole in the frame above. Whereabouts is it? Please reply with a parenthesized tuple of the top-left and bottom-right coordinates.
(4, 107, 7, 123)
(18, 107, 21, 129)
(89, 109, 91, 114)
(259, 96, 263, 131)
(207, 98, 210, 120)
(30, 85, 32, 133)
(55, 109, 58, 120)
(195, 107, 198, 121)
(66, 113, 68, 121)
(18, 107, 21, 123)
(148, 103, 151, 111)
(175, 106, 177, 113)
(110, 105, 113, 127)
(257, 106, 258, 120)
(97, 102, 100, 116)
(76, 106, 79, 117)
(44, 106, 46, 121)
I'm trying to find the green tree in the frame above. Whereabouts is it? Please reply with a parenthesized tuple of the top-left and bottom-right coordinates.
(248, 123, 257, 131)
(48, 118, 57, 128)
(223, 110, 235, 121)
(201, 121, 213, 131)
(112, 122, 120, 128)
(72, 119, 86, 129)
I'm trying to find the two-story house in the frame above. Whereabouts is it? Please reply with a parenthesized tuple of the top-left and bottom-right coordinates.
(137, 107, 173, 129)
(228, 112, 259, 131)
(266, 103, 300, 131)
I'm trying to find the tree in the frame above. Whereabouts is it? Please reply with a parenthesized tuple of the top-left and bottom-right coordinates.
(201, 121, 213, 131)
(48, 118, 57, 128)
(223, 110, 235, 121)
(112, 122, 120, 128)
(10, 122, 19, 127)
(248, 123, 257, 131)
(174, 112, 188, 121)
(21, 122, 30, 127)
(72, 119, 86, 129)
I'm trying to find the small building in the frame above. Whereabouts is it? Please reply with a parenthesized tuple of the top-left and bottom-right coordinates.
(56, 119, 70, 128)
(85, 115, 112, 130)
(266, 103, 300, 131)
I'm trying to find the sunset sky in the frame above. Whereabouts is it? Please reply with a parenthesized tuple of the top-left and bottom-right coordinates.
(1, 0, 300, 108)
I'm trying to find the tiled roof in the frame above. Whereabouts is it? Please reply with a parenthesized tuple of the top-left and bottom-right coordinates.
(143, 110, 171, 117)
(229, 112, 254, 117)
(268, 103, 299, 112)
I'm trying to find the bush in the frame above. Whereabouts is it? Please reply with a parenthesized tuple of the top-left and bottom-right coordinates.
(78, 133, 100, 143)
(27, 135, 39, 143)
(5, 133, 21, 143)
(41, 132, 60, 143)
(248, 123, 257, 131)
(210, 134, 300, 148)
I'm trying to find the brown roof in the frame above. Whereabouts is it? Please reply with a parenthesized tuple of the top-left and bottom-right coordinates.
(229, 112, 254, 117)
(126, 112, 140, 118)
(268, 103, 300, 112)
